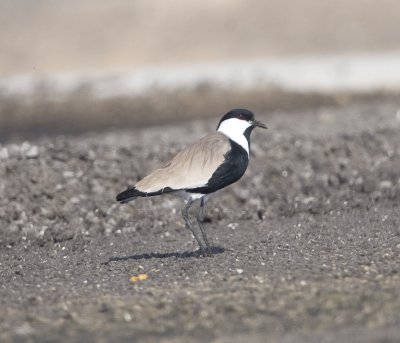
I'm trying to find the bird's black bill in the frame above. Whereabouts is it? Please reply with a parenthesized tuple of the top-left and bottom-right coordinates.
(252, 120, 267, 129)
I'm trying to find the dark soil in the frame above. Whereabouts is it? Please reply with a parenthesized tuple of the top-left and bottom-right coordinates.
(1, 98, 400, 342)
(1, 87, 398, 143)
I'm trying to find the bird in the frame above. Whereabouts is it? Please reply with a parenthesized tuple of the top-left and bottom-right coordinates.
(116, 109, 267, 256)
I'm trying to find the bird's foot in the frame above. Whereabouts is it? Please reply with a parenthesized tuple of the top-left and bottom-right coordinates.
(200, 247, 213, 257)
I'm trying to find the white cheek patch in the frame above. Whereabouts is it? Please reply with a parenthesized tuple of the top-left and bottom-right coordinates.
(217, 118, 251, 154)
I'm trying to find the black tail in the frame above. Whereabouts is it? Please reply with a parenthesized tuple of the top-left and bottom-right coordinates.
(116, 187, 144, 204)
(116, 186, 176, 204)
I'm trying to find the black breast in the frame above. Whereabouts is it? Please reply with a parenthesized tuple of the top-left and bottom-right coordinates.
(187, 140, 249, 194)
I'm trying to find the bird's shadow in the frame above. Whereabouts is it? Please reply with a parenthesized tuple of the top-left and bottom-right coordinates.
(103, 246, 225, 264)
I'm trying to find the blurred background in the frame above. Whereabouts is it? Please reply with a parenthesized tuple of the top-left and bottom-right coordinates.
(1, 0, 400, 141)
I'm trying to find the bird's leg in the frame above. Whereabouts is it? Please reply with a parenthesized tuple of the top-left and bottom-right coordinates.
(182, 198, 205, 252)
(197, 197, 205, 222)
(196, 197, 212, 256)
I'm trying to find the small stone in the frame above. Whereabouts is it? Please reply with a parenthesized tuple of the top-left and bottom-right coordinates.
(379, 180, 392, 190)
(55, 184, 63, 191)
(25, 146, 39, 158)
(0, 147, 9, 159)
(41, 208, 56, 220)
(227, 223, 238, 230)
(70, 197, 80, 204)
(123, 312, 132, 322)
(21, 142, 39, 158)
(15, 322, 34, 336)
(7, 144, 21, 158)
(63, 171, 74, 178)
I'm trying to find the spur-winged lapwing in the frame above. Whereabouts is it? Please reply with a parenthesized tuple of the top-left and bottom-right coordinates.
(116, 109, 267, 255)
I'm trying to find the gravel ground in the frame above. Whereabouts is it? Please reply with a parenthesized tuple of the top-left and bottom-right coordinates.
(1, 99, 400, 342)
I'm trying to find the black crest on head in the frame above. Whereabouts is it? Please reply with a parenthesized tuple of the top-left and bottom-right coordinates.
(217, 109, 255, 129)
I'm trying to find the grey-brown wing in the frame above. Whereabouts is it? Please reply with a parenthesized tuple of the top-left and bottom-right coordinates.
(135, 132, 230, 193)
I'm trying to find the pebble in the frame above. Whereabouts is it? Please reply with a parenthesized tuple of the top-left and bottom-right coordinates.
(0, 147, 9, 159)
(25, 146, 39, 159)
(21, 142, 39, 159)
(379, 180, 392, 189)
(5, 144, 21, 158)
(63, 171, 75, 178)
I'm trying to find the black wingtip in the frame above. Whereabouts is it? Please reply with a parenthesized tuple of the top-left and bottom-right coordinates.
(116, 186, 176, 203)
(116, 187, 143, 203)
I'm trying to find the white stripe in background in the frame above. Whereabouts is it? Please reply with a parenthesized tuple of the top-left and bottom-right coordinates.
(1, 52, 400, 98)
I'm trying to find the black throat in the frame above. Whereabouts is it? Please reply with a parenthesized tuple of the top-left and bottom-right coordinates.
(243, 126, 255, 149)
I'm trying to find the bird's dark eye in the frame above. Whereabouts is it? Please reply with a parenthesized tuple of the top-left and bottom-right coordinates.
(238, 114, 244, 119)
